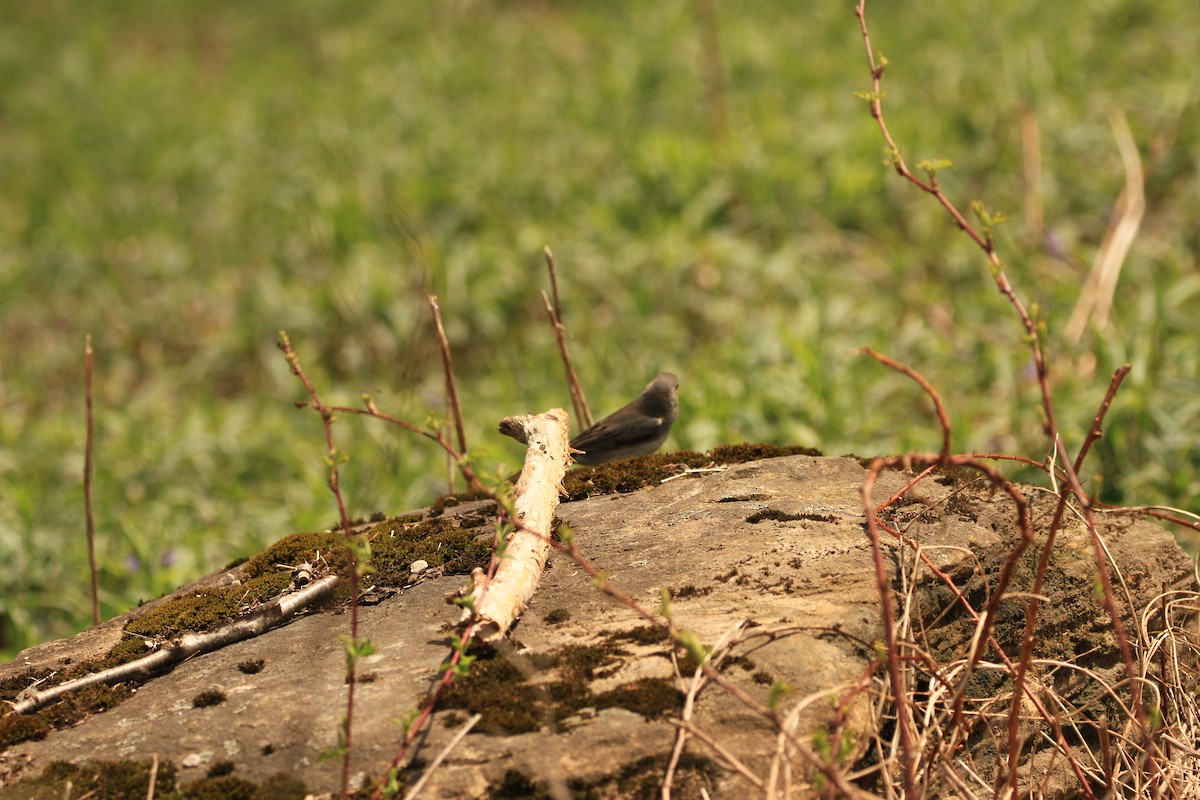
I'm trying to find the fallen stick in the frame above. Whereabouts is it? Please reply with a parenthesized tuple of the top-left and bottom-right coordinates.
(9, 574, 340, 715)
(463, 409, 570, 641)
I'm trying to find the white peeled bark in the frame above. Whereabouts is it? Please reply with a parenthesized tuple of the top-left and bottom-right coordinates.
(466, 408, 570, 641)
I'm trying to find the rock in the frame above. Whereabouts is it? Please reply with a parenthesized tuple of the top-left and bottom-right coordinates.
(0, 454, 1194, 798)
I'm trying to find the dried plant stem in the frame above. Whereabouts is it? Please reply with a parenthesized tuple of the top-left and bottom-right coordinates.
(542, 247, 593, 428)
(84, 335, 100, 627)
(10, 574, 340, 715)
(147, 751, 158, 800)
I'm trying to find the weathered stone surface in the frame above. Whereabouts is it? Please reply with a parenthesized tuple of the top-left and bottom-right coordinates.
(1, 454, 1194, 798)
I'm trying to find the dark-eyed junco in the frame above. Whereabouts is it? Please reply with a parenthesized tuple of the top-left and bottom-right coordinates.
(570, 372, 679, 465)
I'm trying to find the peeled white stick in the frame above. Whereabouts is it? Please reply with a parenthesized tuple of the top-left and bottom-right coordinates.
(464, 408, 569, 641)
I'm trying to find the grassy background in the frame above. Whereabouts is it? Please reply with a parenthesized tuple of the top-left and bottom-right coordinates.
(1, 0, 1197, 659)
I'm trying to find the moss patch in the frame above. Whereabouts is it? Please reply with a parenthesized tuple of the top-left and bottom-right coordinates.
(362, 515, 494, 585)
(0, 758, 308, 800)
(485, 753, 718, 799)
(0, 681, 132, 750)
(0, 508, 500, 754)
(191, 689, 226, 708)
(563, 443, 820, 501)
(746, 508, 836, 524)
(441, 634, 683, 736)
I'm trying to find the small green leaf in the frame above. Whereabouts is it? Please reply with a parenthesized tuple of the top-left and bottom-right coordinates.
(768, 679, 794, 710)
(676, 630, 711, 667)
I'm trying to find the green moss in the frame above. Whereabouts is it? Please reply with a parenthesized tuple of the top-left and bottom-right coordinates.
(0, 759, 308, 800)
(746, 508, 835, 524)
(672, 585, 714, 599)
(0, 712, 49, 747)
(564, 443, 820, 501)
(440, 656, 540, 735)
(594, 678, 682, 717)
(180, 774, 260, 800)
(709, 443, 821, 461)
(95, 635, 156, 669)
(364, 516, 493, 585)
(489, 769, 552, 799)
(3, 759, 179, 800)
(441, 635, 685, 736)
(0, 682, 134, 752)
(605, 626, 671, 647)
(241, 530, 352, 581)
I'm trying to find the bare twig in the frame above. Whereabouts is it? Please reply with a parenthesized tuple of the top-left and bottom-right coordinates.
(427, 296, 469, 483)
(277, 332, 362, 800)
(146, 752, 158, 800)
(84, 335, 100, 627)
(1074, 364, 1132, 474)
(9, 574, 340, 715)
(862, 347, 951, 460)
(401, 713, 482, 800)
(542, 247, 593, 429)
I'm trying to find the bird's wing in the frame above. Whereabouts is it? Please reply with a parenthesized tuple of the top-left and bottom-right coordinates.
(570, 414, 664, 450)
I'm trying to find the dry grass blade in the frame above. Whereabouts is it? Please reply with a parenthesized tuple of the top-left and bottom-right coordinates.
(402, 713, 482, 800)
(1065, 110, 1146, 343)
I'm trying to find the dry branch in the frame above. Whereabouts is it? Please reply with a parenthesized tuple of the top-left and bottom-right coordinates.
(84, 334, 100, 627)
(542, 246, 593, 429)
(463, 409, 570, 641)
(9, 574, 340, 715)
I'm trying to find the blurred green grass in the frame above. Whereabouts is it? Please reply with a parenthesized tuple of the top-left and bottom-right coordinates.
(1, 0, 1197, 658)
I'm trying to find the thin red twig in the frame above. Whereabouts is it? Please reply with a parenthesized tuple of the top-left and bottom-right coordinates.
(853, 4, 1154, 789)
(277, 332, 361, 800)
(427, 295, 469, 459)
(543, 247, 593, 429)
(862, 347, 952, 460)
(84, 335, 100, 627)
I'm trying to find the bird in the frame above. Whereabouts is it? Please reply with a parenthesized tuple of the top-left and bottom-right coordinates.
(570, 372, 679, 465)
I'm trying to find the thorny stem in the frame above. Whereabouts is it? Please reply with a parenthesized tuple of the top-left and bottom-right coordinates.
(854, 1, 1153, 789)
(543, 246, 594, 429)
(277, 331, 362, 800)
(862, 347, 952, 460)
(84, 335, 100, 627)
